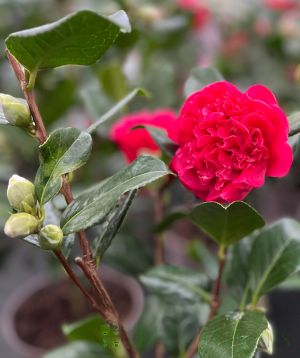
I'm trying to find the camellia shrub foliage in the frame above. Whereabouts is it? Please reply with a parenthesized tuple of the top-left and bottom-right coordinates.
(2, 5, 300, 358)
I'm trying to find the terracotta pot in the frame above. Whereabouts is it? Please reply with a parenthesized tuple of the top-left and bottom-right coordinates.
(1, 265, 144, 358)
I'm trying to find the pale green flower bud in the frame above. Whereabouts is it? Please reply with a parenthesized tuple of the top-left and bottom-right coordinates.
(258, 321, 274, 355)
(38, 225, 63, 250)
(7, 175, 37, 213)
(0, 94, 32, 128)
(4, 213, 39, 238)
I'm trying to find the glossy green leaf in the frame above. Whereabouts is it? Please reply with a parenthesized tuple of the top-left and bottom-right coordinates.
(44, 341, 110, 358)
(92, 190, 137, 260)
(199, 311, 269, 358)
(87, 88, 148, 134)
(6, 10, 130, 72)
(63, 316, 122, 355)
(61, 156, 171, 234)
(184, 67, 224, 97)
(248, 219, 300, 305)
(288, 112, 300, 136)
(35, 128, 92, 204)
(189, 201, 265, 247)
(140, 265, 211, 304)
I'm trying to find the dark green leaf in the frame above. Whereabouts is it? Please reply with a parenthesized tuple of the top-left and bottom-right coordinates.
(247, 219, 300, 305)
(134, 296, 163, 352)
(61, 156, 171, 234)
(140, 265, 211, 304)
(87, 88, 148, 134)
(184, 67, 224, 97)
(187, 240, 218, 280)
(199, 311, 269, 358)
(92, 190, 137, 260)
(103, 234, 153, 276)
(288, 112, 300, 137)
(6, 10, 130, 72)
(189, 201, 265, 247)
(63, 316, 121, 355)
(35, 128, 92, 204)
(44, 341, 110, 358)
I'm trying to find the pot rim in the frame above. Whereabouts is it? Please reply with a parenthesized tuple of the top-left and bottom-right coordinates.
(1, 265, 144, 357)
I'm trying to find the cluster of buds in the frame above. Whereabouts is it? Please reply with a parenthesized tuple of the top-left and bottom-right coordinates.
(0, 94, 35, 135)
(4, 174, 63, 250)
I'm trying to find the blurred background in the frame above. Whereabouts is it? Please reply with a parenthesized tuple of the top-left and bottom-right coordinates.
(1, 0, 300, 357)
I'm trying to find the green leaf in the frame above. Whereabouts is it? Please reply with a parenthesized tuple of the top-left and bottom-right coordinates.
(184, 67, 224, 97)
(137, 126, 178, 158)
(87, 88, 148, 134)
(134, 296, 163, 352)
(35, 128, 92, 204)
(248, 219, 300, 305)
(22, 234, 40, 247)
(187, 240, 218, 280)
(63, 316, 121, 355)
(92, 190, 137, 260)
(61, 156, 171, 234)
(140, 265, 211, 304)
(189, 201, 265, 247)
(6, 10, 130, 72)
(44, 341, 110, 358)
(288, 112, 300, 137)
(199, 311, 269, 358)
(100, 62, 128, 101)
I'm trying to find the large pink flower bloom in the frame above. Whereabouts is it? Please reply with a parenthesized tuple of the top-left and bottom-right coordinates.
(110, 110, 177, 162)
(170, 81, 292, 202)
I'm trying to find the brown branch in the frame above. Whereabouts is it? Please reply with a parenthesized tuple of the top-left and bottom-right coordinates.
(6, 49, 139, 358)
(76, 257, 139, 358)
(184, 247, 227, 358)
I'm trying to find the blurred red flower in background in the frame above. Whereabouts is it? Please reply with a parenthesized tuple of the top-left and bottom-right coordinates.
(110, 110, 177, 162)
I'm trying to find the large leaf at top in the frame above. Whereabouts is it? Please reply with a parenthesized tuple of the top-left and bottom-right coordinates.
(140, 265, 211, 304)
(189, 201, 265, 247)
(63, 315, 122, 356)
(5, 10, 130, 72)
(61, 156, 171, 234)
(44, 341, 110, 358)
(35, 127, 92, 204)
(199, 311, 269, 358)
(247, 219, 300, 306)
(184, 67, 224, 97)
(92, 190, 137, 260)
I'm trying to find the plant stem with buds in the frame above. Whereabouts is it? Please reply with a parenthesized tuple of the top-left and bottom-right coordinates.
(6, 50, 139, 358)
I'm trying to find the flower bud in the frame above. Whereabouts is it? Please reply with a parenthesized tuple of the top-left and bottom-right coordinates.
(0, 94, 32, 128)
(258, 321, 274, 355)
(4, 213, 39, 238)
(7, 174, 36, 213)
(38, 225, 63, 250)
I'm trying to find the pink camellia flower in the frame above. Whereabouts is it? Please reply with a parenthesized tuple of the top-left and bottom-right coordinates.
(170, 81, 292, 202)
(177, 0, 210, 29)
(110, 110, 177, 162)
(264, 0, 298, 11)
